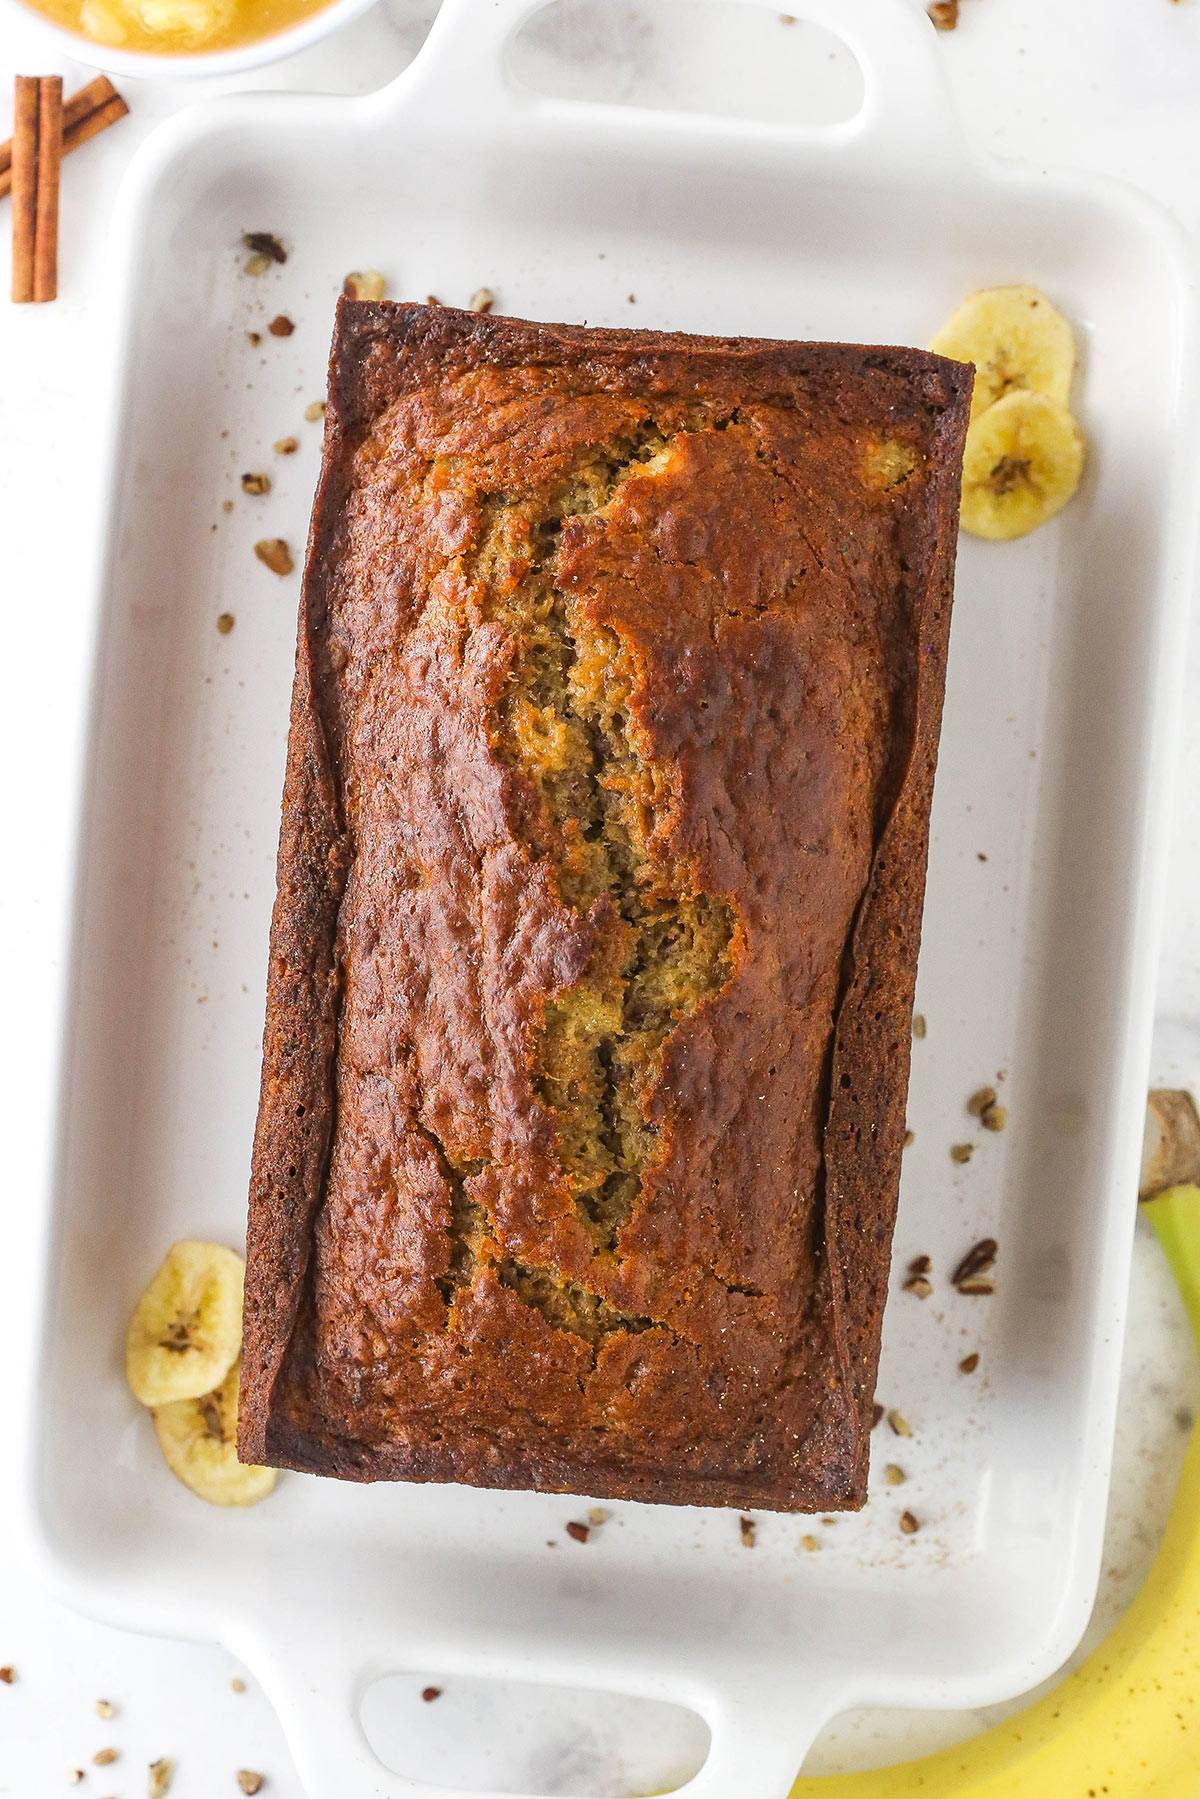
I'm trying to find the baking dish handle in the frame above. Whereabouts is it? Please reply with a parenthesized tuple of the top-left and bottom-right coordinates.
(246, 1627, 846, 1799)
(395, 0, 965, 170)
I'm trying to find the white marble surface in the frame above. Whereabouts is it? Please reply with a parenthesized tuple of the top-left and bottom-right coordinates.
(4, 0, 1200, 1792)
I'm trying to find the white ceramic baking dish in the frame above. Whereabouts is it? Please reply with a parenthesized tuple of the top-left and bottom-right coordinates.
(22, 0, 1200, 1794)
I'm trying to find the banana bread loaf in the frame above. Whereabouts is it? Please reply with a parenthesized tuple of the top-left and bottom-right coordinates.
(238, 300, 972, 1511)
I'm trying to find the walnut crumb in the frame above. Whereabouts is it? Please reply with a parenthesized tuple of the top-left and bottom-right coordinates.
(221, 499, 234, 513)
(870, 1402, 884, 1429)
(739, 1514, 757, 1547)
(967, 1086, 997, 1117)
(148, 1757, 174, 1798)
(565, 1521, 590, 1543)
(241, 471, 270, 495)
(421, 1685, 442, 1702)
(94, 1748, 119, 1765)
(959, 1352, 980, 1373)
(900, 1510, 921, 1534)
(887, 1408, 913, 1438)
(903, 1128, 915, 1148)
(884, 1464, 906, 1485)
(982, 1103, 1008, 1132)
(94, 1700, 116, 1719)
(267, 315, 294, 337)
(237, 1774, 265, 1795)
(273, 436, 298, 455)
(216, 613, 235, 635)
(304, 401, 326, 422)
(801, 1533, 819, 1550)
(254, 539, 293, 576)
(247, 331, 262, 346)
(912, 1013, 927, 1039)
(244, 254, 271, 277)
(902, 1275, 933, 1299)
(231, 1677, 246, 1693)
(950, 1143, 974, 1164)
(343, 269, 386, 302)
(470, 287, 495, 313)
(242, 231, 286, 265)
(908, 1254, 932, 1276)
(587, 1507, 609, 1526)
(928, 0, 958, 25)
(951, 1239, 997, 1287)
(0, 1666, 13, 1683)
(957, 1275, 996, 1296)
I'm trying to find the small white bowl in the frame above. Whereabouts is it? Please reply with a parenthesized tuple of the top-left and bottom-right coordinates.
(1, 0, 382, 80)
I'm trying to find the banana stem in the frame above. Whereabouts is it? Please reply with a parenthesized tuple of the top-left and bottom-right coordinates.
(1142, 1183, 1200, 1346)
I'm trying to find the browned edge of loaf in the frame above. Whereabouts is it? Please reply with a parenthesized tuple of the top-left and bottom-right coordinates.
(238, 301, 973, 1509)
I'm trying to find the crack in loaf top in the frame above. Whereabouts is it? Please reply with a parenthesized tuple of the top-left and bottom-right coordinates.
(239, 301, 972, 1510)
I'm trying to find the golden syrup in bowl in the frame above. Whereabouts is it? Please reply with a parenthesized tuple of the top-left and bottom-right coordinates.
(22, 0, 341, 54)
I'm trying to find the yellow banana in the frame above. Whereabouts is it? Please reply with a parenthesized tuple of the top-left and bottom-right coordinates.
(929, 285, 1076, 423)
(789, 1176, 1200, 1798)
(125, 1238, 245, 1406)
(958, 389, 1085, 541)
(153, 1360, 277, 1507)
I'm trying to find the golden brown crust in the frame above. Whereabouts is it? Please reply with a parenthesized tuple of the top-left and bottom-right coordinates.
(238, 301, 971, 1510)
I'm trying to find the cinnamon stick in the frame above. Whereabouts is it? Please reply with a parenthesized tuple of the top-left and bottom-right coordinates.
(60, 90, 129, 159)
(64, 73, 123, 138)
(34, 76, 62, 303)
(10, 76, 38, 304)
(1, 76, 128, 202)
